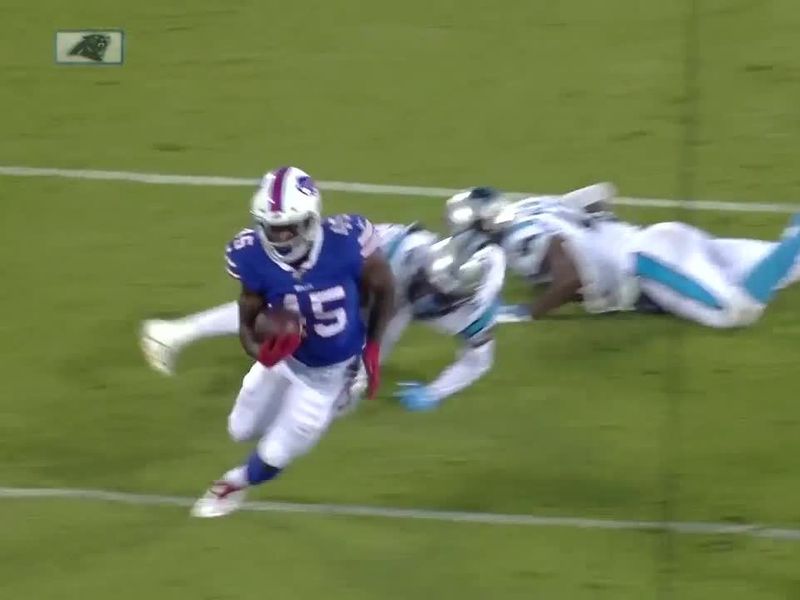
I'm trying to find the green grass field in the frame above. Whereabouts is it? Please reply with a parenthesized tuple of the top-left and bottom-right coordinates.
(2, 1, 800, 598)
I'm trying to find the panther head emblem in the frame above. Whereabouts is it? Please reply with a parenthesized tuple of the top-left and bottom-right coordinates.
(68, 34, 111, 62)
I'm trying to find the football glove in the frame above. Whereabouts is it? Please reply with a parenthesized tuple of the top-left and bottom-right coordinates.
(394, 382, 439, 412)
(362, 340, 381, 399)
(257, 333, 301, 367)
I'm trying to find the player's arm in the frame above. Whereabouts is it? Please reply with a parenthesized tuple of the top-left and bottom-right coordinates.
(225, 233, 268, 361)
(428, 334, 495, 403)
(401, 302, 498, 410)
(561, 182, 616, 215)
(238, 285, 266, 361)
(359, 251, 395, 397)
(351, 215, 396, 397)
(419, 247, 503, 403)
(529, 236, 582, 319)
(354, 216, 396, 346)
(362, 250, 395, 347)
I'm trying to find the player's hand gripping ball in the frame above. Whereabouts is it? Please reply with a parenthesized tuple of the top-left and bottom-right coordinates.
(254, 307, 303, 341)
(254, 308, 303, 367)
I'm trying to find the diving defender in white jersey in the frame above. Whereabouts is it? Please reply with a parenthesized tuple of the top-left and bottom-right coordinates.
(358, 223, 505, 411)
(189, 166, 394, 518)
(448, 185, 800, 328)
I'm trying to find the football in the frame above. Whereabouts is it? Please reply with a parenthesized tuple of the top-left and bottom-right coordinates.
(254, 307, 302, 341)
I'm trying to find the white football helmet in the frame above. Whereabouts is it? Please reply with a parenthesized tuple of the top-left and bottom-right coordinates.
(444, 186, 514, 235)
(250, 166, 322, 263)
(423, 236, 486, 299)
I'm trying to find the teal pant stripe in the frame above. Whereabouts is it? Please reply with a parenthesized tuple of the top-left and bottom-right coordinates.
(742, 220, 800, 304)
(635, 254, 722, 309)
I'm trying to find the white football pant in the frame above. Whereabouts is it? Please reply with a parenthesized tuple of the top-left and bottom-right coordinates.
(228, 357, 353, 468)
(634, 222, 771, 328)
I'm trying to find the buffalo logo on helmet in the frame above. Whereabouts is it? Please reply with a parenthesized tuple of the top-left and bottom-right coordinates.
(295, 175, 318, 197)
(68, 33, 111, 62)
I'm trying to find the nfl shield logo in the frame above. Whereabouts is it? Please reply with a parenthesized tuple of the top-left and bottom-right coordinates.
(55, 30, 124, 65)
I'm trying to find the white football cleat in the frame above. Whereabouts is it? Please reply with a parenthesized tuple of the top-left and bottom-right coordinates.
(139, 319, 186, 376)
(190, 480, 248, 518)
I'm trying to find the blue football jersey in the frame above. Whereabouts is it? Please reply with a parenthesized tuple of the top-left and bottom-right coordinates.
(225, 214, 378, 367)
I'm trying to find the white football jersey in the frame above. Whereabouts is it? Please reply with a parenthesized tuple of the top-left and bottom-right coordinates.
(502, 198, 641, 313)
(376, 223, 505, 343)
(414, 244, 505, 343)
(375, 223, 438, 308)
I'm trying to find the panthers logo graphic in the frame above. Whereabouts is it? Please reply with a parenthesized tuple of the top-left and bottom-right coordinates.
(68, 33, 111, 62)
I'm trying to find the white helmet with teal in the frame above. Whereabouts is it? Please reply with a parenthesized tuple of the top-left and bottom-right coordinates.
(423, 235, 486, 299)
(445, 186, 514, 235)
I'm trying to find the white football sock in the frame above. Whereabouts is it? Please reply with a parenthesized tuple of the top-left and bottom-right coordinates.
(175, 301, 239, 345)
(222, 465, 249, 488)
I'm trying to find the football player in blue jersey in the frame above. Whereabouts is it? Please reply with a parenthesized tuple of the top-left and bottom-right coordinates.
(141, 221, 505, 416)
(190, 166, 394, 518)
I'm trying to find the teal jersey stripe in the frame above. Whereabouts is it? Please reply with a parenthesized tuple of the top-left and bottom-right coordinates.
(459, 300, 500, 339)
(385, 226, 413, 263)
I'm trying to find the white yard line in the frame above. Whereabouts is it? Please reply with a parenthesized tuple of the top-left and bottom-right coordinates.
(1, 164, 798, 214)
(1, 486, 798, 540)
